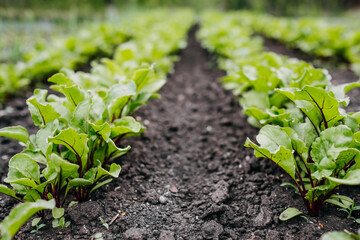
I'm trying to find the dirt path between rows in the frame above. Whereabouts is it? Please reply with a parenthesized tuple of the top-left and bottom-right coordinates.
(1, 28, 360, 240)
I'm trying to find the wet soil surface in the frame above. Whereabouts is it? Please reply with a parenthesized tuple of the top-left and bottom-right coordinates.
(1, 29, 360, 240)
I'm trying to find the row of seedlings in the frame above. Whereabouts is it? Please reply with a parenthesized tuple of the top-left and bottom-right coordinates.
(198, 11, 360, 222)
(0, 9, 195, 239)
(237, 11, 360, 75)
(0, 10, 168, 104)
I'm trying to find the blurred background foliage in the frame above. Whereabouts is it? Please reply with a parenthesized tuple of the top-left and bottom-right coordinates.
(0, 0, 359, 63)
(1, 0, 360, 19)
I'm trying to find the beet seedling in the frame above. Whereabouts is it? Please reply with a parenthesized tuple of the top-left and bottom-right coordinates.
(246, 86, 360, 217)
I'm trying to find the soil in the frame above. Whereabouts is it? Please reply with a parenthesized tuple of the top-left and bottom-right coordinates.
(1, 28, 360, 240)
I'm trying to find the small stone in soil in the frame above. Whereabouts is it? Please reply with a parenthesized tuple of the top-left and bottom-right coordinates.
(210, 180, 229, 203)
(169, 184, 178, 193)
(202, 220, 223, 239)
(159, 195, 168, 204)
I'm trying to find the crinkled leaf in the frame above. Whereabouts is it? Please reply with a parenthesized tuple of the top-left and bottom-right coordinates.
(295, 86, 343, 129)
(305, 185, 332, 202)
(105, 140, 131, 162)
(255, 125, 292, 151)
(311, 125, 354, 172)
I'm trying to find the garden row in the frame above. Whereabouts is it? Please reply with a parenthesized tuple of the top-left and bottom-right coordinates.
(0, 8, 195, 239)
(0, 9, 179, 104)
(236, 11, 360, 75)
(198, 11, 360, 239)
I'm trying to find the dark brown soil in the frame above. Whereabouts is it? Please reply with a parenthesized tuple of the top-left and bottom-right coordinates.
(1, 28, 360, 240)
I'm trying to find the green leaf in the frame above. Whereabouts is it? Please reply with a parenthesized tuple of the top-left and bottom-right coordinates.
(23, 189, 42, 202)
(255, 125, 292, 152)
(89, 122, 111, 142)
(295, 86, 343, 129)
(245, 138, 296, 180)
(7, 153, 40, 184)
(240, 91, 270, 109)
(21, 150, 47, 165)
(31, 217, 42, 227)
(95, 163, 121, 181)
(106, 81, 136, 120)
(105, 140, 131, 163)
(276, 87, 297, 102)
(61, 85, 86, 109)
(321, 232, 356, 240)
(305, 185, 332, 202)
(70, 99, 92, 133)
(49, 153, 79, 180)
(311, 125, 354, 173)
(49, 128, 89, 171)
(48, 73, 74, 87)
(325, 194, 354, 209)
(280, 182, 299, 195)
(329, 81, 360, 107)
(27, 93, 60, 127)
(64, 178, 93, 199)
(0, 199, 55, 240)
(110, 116, 145, 138)
(35, 120, 58, 156)
(327, 169, 360, 185)
(279, 207, 303, 221)
(0, 126, 29, 145)
(0, 184, 22, 201)
(89, 178, 112, 195)
(132, 68, 150, 91)
(52, 207, 65, 219)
